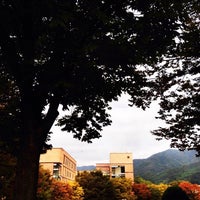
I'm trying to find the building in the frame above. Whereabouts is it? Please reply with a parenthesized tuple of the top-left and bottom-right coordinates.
(96, 152, 134, 181)
(39, 148, 77, 182)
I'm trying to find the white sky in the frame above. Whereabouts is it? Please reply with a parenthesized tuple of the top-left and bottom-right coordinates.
(49, 94, 172, 166)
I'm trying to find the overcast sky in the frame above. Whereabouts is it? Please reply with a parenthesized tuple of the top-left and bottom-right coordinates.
(49, 94, 173, 166)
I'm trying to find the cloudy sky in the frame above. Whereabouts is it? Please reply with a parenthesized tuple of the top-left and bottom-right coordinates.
(49, 94, 172, 166)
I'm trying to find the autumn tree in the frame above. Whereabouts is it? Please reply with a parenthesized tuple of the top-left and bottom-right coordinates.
(132, 183, 151, 200)
(37, 167, 83, 200)
(50, 180, 73, 200)
(179, 181, 200, 200)
(76, 170, 116, 200)
(111, 178, 136, 200)
(148, 183, 168, 200)
(68, 181, 84, 200)
(0, 1, 190, 199)
(37, 167, 53, 200)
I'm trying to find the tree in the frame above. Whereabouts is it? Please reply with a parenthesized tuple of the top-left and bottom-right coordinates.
(133, 177, 168, 200)
(134, 176, 153, 185)
(132, 183, 151, 200)
(111, 178, 136, 200)
(76, 170, 116, 200)
(37, 167, 83, 200)
(162, 186, 189, 200)
(68, 181, 84, 200)
(179, 181, 200, 200)
(37, 167, 53, 200)
(148, 183, 168, 200)
(0, 1, 187, 199)
(152, 1, 200, 154)
(50, 180, 73, 200)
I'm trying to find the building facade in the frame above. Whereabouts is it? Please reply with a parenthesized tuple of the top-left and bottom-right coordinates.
(39, 148, 77, 182)
(96, 152, 134, 181)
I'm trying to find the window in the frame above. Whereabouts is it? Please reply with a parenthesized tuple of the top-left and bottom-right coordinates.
(121, 166, 125, 173)
(53, 163, 61, 179)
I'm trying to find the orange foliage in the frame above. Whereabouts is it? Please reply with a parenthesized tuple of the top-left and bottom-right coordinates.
(179, 181, 200, 200)
(132, 183, 151, 200)
(37, 167, 83, 200)
(51, 180, 72, 200)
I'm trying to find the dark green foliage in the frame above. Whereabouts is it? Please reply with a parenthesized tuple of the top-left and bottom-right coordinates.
(76, 171, 116, 200)
(162, 186, 189, 200)
(152, 0, 200, 155)
(134, 149, 200, 184)
(159, 161, 200, 184)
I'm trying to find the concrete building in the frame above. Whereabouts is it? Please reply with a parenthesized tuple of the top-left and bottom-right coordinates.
(96, 152, 134, 181)
(39, 148, 77, 182)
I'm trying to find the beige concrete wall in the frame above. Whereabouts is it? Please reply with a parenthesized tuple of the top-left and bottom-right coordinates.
(110, 153, 133, 181)
(110, 153, 133, 163)
(40, 148, 62, 163)
(96, 152, 134, 181)
(39, 148, 77, 182)
(40, 148, 76, 164)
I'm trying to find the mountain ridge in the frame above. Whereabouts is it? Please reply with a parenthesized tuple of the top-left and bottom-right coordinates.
(134, 149, 200, 183)
(77, 149, 200, 183)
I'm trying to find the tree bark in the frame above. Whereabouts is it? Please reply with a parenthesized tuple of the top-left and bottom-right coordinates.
(12, 99, 59, 200)
(13, 132, 41, 200)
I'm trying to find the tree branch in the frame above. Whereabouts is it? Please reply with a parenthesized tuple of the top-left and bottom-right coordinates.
(42, 97, 59, 135)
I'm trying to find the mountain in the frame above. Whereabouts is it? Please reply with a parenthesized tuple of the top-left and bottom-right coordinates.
(154, 161, 200, 184)
(134, 149, 200, 184)
(77, 165, 95, 171)
(77, 149, 200, 184)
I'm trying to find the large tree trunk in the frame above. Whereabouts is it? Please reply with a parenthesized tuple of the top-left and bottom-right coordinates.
(13, 132, 41, 200)
(12, 75, 59, 199)
(12, 102, 59, 199)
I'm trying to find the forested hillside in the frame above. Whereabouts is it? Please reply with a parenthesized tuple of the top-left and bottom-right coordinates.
(134, 149, 200, 184)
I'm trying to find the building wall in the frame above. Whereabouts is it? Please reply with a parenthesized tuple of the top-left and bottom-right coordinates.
(96, 152, 134, 181)
(40, 148, 77, 182)
(110, 152, 132, 163)
(110, 153, 134, 180)
(96, 163, 110, 176)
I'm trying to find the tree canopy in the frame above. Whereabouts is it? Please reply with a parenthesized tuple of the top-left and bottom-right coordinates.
(0, 0, 198, 199)
(76, 171, 116, 200)
(0, 0, 182, 149)
(162, 186, 189, 200)
(152, 0, 200, 154)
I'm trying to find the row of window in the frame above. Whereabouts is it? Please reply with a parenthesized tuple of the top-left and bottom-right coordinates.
(53, 163, 75, 180)
(111, 166, 125, 178)
(63, 155, 76, 170)
(112, 166, 125, 173)
(62, 166, 75, 180)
